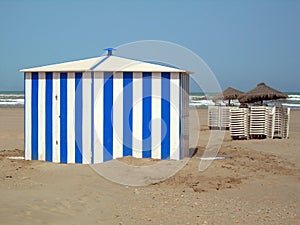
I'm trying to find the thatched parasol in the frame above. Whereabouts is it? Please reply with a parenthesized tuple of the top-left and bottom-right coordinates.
(214, 87, 244, 104)
(238, 82, 288, 104)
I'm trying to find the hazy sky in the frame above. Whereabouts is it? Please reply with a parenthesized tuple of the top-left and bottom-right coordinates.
(0, 0, 299, 92)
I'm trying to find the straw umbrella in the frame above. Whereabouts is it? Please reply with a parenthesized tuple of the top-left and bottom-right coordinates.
(238, 82, 288, 105)
(214, 87, 244, 105)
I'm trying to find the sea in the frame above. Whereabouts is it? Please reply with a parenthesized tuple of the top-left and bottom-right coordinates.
(189, 92, 300, 109)
(0, 91, 300, 109)
(0, 91, 24, 107)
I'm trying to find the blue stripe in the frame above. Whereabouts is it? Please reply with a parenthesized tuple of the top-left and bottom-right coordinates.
(90, 56, 109, 70)
(123, 72, 133, 156)
(142, 72, 152, 158)
(45, 72, 53, 162)
(91, 72, 95, 164)
(103, 72, 113, 161)
(75, 72, 83, 163)
(60, 73, 68, 163)
(31, 72, 39, 160)
(161, 72, 170, 159)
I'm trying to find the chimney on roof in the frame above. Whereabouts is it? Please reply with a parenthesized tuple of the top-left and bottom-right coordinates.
(104, 47, 115, 56)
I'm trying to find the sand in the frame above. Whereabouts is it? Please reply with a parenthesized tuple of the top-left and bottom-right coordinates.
(0, 107, 299, 225)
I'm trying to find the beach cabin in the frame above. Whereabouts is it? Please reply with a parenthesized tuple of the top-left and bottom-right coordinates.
(20, 48, 190, 164)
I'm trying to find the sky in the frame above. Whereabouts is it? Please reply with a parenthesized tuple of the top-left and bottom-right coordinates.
(0, 0, 299, 92)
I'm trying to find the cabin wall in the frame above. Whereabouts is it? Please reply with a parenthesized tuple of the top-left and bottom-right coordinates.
(180, 73, 190, 158)
(24, 71, 189, 164)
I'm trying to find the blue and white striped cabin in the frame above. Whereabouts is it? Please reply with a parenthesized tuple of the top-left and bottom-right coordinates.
(20, 50, 189, 164)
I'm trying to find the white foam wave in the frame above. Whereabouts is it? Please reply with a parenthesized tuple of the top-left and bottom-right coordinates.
(287, 97, 300, 101)
(288, 94, 300, 98)
(282, 103, 300, 108)
(0, 102, 24, 105)
(0, 94, 24, 98)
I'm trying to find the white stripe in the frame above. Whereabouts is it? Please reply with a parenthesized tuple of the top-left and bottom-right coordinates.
(67, 72, 75, 163)
(25, 72, 32, 160)
(170, 73, 180, 160)
(38, 72, 46, 161)
(132, 72, 143, 158)
(82, 72, 92, 164)
(52, 72, 60, 163)
(113, 72, 123, 159)
(151, 72, 161, 159)
(94, 72, 104, 163)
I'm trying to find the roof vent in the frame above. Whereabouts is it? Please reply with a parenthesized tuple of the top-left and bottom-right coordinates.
(104, 47, 115, 56)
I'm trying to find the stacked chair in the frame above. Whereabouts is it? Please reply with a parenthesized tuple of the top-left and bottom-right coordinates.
(274, 106, 290, 138)
(282, 108, 290, 138)
(248, 106, 275, 139)
(209, 105, 290, 140)
(265, 106, 276, 139)
(229, 107, 249, 139)
(208, 106, 231, 130)
(219, 107, 231, 129)
(208, 106, 219, 129)
(249, 106, 269, 138)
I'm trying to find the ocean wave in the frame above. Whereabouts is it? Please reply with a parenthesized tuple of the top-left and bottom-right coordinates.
(0, 102, 24, 107)
(0, 93, 25, 107)
(287, 97, 300, 101)
(0, 99, 24, 102)
(281, 103, 300, 108)
(189, 96, 208, 101)
(0, 95, 24, 100)
(287, 94, 300, 98)
(189, 94, 300, 109)
(190, 99, 214, 106)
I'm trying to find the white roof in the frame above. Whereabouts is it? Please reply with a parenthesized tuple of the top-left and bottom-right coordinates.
(20, 55, 188, 73)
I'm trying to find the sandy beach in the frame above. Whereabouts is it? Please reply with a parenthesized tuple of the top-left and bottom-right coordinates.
(0, 107, 299, 225)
